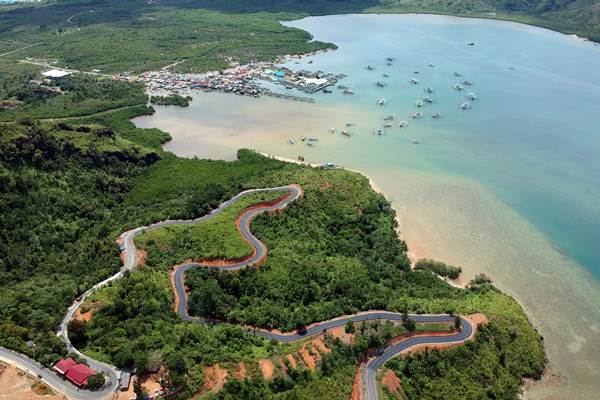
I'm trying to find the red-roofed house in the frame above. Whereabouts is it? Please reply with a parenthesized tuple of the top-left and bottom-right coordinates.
(53, 358, 97, 387)
(53, 358, 77, 375)
(65, 363, 96, 387)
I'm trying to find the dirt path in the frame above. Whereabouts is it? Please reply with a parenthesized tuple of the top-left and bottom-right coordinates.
(0, 363, 61, 400)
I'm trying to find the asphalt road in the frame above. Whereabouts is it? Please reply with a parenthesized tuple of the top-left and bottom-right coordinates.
(2, 185, 474, 400)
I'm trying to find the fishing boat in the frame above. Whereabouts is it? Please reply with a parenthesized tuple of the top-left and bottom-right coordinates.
(409, 77, 420, 84)
(416, 100, 423, 107)
(382, 73, 390, 78)
(375, 128, 385, 136)
(466, 92, 477, 100)
(376, 81, 385, 87)
(345, 122, 355, 127)
(307, 141, 315, 147)
(432, 113, 441, 119)
(460, 102, 472, 110)
(288, 138, 296, 145)
(398, 120, 409, 128)
(383, 115, 394, 121)
(462, 80, 472, 86)
(343, 89, 355, 95)
(378, 98, 387, 106)
(383, 123, 392, 128)
(467, 42, 475, 46)
(423, 97, 433, 103)
(341, 130, 351, 137)
(423, 87, 434, 94)
(386, 57, 395, 62)
(329, 128, 336, 133)
(412, 139, 422, 144)
(307, 137, 319, 142)
(411, 112, 423, 119)
(453, 84, 464, 91)
(454, 72, 462, 77)
(366, 65, 376, 71)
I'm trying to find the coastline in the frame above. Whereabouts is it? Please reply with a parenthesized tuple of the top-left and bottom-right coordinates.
(357, 10, 600, 45)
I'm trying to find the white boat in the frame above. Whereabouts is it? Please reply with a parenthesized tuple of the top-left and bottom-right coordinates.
(383, 123, 392, 128)
(343, 89, 355, 95)
(412, 139, 422, 144)
(329, 128, 336, 133)
(346, 122, 355, 127)
(341, 130, 351, 137)
(466, 92, 477, 100)
(375, 128, 385, 136)
(376, 81, 385, 87)
(307, 137, 319, 142)
(460, 102, 472, 110)
(383, 115, 394, 121)
(416, 100, 423, 107)
(378, 98, 387, 106)
(382, 73, 390, 78)
(453, 84, 464, 91)
(409, 77, 419, 84)
(431, 113, 441, 119)
(411, 112, 423, 119)
(463, 80, 472, 86)
(398, 120, 409, 127)
(423, 97, 433, 103)
(366, 65, 376, 70)
(307, 141, 315, 147)
(288, 138, 296, 145)
(423, 87, 434, 94)
(454, 72, 462, 77)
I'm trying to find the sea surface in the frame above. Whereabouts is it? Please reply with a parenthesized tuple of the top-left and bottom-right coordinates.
(134, 14, 600, 399)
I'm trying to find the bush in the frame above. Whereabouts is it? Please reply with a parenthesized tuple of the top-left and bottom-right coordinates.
(415, 258, 462, 280)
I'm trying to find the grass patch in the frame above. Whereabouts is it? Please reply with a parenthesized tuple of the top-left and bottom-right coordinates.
(136, 191, 284, 261)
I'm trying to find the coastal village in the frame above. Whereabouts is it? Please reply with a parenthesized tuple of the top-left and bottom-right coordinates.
(114, 61, 343, 103)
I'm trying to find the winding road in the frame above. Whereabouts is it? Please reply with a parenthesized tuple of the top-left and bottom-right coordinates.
(1, 185, 476, 400)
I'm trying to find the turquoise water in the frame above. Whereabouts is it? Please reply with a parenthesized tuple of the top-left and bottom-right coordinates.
(281, 14, 600, 279)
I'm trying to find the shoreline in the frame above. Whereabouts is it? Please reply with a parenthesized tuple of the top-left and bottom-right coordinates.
(356, 11, 599, 45)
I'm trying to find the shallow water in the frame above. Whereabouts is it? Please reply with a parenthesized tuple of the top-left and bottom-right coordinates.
(134, 14, 600, 399)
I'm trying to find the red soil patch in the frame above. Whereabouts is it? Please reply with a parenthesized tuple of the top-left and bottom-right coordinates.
(329, 326, 355, 344)
(169, 268, 180, 314)
(200, 365, 228, 395)
(236, 362, 246, 380)
(259, 359, 275, 380)
(299, 347, 316, 370)
(348, 357, 365, 400)
(286, 354, 297, 369)
(311, 338, 331, 354)
(136, 249, 147, 267)
(75, 301, 101, 322)
(381, 368, 402, 397)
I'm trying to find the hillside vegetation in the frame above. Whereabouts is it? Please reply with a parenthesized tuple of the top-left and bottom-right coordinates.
(0, 71, 546, 398)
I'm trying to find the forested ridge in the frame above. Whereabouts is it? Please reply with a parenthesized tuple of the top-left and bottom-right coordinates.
(0, 67, 545, 398)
